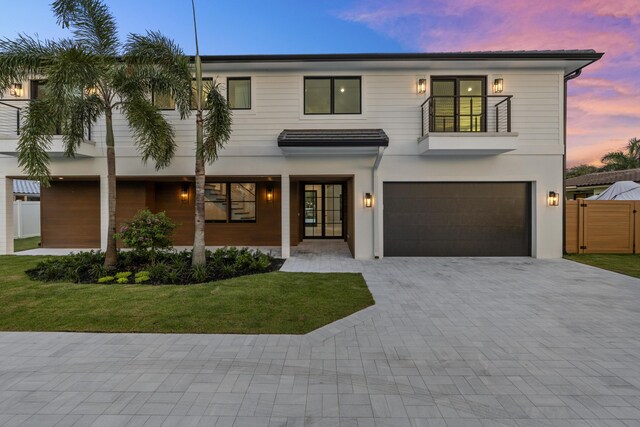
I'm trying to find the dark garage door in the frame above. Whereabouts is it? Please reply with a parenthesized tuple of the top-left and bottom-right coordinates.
(383, 182, 531, 256)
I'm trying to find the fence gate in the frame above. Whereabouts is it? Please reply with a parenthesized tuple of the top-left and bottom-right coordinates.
(566, 200, 640, 254)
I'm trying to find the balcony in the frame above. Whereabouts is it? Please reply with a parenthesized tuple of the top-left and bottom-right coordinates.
(0, 99, 97, 157)
(418, 95, 518, 156)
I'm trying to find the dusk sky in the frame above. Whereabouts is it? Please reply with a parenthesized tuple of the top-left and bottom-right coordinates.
(2, 0, 637, 167)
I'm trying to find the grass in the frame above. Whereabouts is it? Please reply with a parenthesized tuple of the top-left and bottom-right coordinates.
(564, 254, 640, 279)
(14, 236, 40, 252)
(0, 256, 374, 334)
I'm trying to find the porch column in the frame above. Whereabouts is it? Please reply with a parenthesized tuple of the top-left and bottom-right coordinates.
(0, 177, 14, 254)
(100, 174, 109, 250)
(281, 175, 290, 258)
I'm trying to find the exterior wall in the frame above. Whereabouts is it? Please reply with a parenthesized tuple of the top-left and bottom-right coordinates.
(0, 62, 569, 258)
(41, 181, 101, 248)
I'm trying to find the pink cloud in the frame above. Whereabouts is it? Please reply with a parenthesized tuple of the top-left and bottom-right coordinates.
(338, 0, 640, 166)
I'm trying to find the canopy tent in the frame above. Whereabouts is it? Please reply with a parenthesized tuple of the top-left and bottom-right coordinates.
(586, 181, 640, 200)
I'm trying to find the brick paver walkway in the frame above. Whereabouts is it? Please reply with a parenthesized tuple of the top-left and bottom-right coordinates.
(1, 253, 640, 426)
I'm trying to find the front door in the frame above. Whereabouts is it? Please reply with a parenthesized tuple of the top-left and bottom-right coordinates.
(303, 184, 344, 238)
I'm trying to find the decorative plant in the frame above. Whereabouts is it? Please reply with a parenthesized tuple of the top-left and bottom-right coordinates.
(116, 209, 176, 254)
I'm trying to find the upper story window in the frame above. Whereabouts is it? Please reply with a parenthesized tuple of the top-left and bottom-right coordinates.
(152, 89, 176, 110)
(205, 182, 256, 223)
(430, 77, 486, 132)
(191, 77, 213, 110)
(227, 77, 251, 110)
(30, 80, 48, 100)
(304, 76, 361, 115)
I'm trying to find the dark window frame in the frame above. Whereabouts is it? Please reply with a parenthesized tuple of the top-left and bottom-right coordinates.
(430, 76, 487, 132)
(304, 76, 362, 115)
(151, 87, 176, 111)
(204, 182, 257, 224)
(226, 77, 251, 110)
(30, 79, 63, 135)
(191, 77, 214, 110)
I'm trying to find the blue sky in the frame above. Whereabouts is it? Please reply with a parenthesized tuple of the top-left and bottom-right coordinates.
(2, 0, 638, 166)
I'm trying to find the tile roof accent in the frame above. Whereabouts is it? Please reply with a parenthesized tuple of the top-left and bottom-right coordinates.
(278, 129, 389, 147)
(565, 168, 640, 187)
(13, 179, 40, 195)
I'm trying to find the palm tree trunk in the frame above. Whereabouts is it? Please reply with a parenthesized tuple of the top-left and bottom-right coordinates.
(104, 108, 117, 268)
(192, 109, 206, 266)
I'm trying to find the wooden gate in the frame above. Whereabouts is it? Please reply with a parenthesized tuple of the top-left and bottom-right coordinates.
(566, 200, 640, 254)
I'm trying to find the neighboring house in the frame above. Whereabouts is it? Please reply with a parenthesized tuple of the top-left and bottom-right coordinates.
(0, 50, 602, 258)
(12, 179, 40, 201)
(566, 168, 640, 199)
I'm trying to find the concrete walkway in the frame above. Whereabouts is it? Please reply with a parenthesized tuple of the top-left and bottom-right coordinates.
(2, 256, 640, 426)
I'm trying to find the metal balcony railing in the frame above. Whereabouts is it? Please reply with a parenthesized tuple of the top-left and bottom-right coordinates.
(0, 99, 92, 140)
(420, 95, 513, 137)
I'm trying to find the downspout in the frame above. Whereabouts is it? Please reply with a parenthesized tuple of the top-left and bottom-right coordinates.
(372, 146, 385, 258)
(563, 69, 582, 254)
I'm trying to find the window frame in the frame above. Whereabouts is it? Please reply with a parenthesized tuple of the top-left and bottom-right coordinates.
(430, 76, 487, 132)
(304, 76, 362, 115)
(151, 88, 176, 111)
(204, 182, 257, 224)
(226, 77, 252, 110)
(191, 77, 214, 110)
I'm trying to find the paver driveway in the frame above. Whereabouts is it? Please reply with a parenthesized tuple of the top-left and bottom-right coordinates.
(1, 256, 640, 426)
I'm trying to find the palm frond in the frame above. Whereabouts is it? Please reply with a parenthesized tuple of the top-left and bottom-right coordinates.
(61, 94, 103, 156)
(0, 34, 61, 90)
(201, 82, 232, 163)
(16, 100, 58, 186)
(120, 97, 176, 170)
(51, 0, 119, 56)
(123, 31, 192, 118)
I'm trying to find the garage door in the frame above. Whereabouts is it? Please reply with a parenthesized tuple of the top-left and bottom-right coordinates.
(383, 182, 531, 256)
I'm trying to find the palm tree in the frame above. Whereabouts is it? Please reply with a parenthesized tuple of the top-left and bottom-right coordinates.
(190, 0, 232, 266)
(0, 0, 192, 267)
(601, 138, 640, 171)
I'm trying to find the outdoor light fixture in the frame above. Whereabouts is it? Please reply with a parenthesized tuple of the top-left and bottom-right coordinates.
(85, 86, 98, 96)
(266, 185, 274, 203)
(180, 183, 190, 204)
(493, 78, 504, 93)
(9, 83, 22, 97)
(364, 192, 373, 208)
(548, 191, 559, 206)
(417, 78, 427, 94)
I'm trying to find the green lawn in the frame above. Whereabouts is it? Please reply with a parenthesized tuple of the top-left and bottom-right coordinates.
(565, 254, 640, 279)
(0, 256, 374, 334)
(14, 236, 40, 252)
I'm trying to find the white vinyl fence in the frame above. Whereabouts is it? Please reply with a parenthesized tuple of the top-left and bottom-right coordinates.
(13, 200, 40, 238)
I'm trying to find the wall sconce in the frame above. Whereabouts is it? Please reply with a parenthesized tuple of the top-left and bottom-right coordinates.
(266, 185, 274, 203)
(364, 192, 373, 208)
(10, 83, 23, 97)
(85, 86, 98, 97)
(180, 183, 190, 204)
(417, 78, 427, 94)
(548, 191, 559, 207)
(493, 78, 504, 93)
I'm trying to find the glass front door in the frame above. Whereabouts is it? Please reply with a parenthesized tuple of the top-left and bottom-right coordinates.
(304, 184, 344, 238)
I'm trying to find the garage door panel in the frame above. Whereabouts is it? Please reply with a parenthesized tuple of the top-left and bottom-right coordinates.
(383, 182, 531, 257)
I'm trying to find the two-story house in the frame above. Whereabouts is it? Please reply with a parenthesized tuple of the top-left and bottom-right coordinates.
(0, 50, 602, 258)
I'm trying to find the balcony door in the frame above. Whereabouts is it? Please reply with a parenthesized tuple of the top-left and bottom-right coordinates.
(431, 77, 486, 132)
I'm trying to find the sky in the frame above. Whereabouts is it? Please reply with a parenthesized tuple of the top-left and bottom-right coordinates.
(1, 0, 637, 167)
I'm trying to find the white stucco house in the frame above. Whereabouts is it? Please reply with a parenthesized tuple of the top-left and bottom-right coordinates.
(0, 50, 603, 258)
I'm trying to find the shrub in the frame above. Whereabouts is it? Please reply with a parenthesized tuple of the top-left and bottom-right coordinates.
(116, 209, 176, 253)
(27, 247, 281, 285)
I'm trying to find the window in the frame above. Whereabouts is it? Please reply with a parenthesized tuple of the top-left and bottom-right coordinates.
(30, 80, 48, 100)
(191, 77, 213, 110)
(205, 182, 256, 223)
(430, 77, 486, 132)
(152, 89, 175, 110)
(227, 77, 251, 110)
(304, 77, 361, 114)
